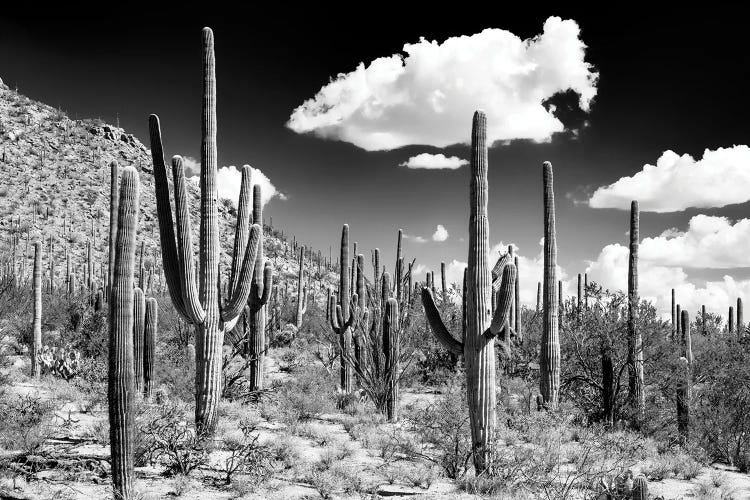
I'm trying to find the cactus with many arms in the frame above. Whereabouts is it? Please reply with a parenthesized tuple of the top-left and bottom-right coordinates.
(541, 162, 560, 408)
(143, 297, 157, 399)
(108, 166, 139, 500)
(31, 241, 42, 378)
(421, 111, 516, 474)
(329, 224, 355, 392)
(149, 27, 261, 435)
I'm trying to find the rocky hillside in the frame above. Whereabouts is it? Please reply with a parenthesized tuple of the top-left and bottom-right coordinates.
(0, 82, 334, 298)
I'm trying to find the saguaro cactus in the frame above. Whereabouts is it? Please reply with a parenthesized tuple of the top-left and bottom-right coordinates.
(383, 297, 399, 421)
(628, 200, 644, 425)
(421, 111, 517, 474)
(31, 241, 42, 378)
(133, 287, 145, 393)
(737, 298, 744, 339)
(247, 184, 273, 390)
(671, 289, 676, 341)
(295, 247, 307, 329)
(729, 306, 734, 335)
(677, 310, 692, 442)
(514, 256, 521, 341)
(108, 166, 140, 500)
(536, 282, 542, 313)
(541, 162, 560, 408)
(143, 297, 157, 398)
(330, 224, 354, 392)
(108, 162, 118, 300)
(149, 27, 261, 435)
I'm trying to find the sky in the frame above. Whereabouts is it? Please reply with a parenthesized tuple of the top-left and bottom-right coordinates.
(2, 7, 750, 319)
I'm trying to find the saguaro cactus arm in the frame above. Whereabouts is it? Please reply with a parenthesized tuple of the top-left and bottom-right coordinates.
(148, 114, 189, 320)
(422, 287, 463, 355)
(221, 225, 261, 322)
(227, 165, 253, 297)
(488, 264, 517, 337)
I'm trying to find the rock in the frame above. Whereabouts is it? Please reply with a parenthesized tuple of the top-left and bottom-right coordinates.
(376, 485, 426, 497)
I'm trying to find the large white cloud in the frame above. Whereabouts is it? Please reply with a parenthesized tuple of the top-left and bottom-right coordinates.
(589, 146, 750, 212)
(432, 225, 449, 242)
(400, 153, 467, 170)
(640, 215, 750, 268)
(187, 165, 284, 208)
(584, 242, 750, 322)
(287, 17, 598, 151)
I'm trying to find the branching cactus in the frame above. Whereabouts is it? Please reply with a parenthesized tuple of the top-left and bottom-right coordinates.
(628, 200, 644, 425)
(540, 162, 560, 408)
(31, 241, 42, 378)
(421, 111, 517, 474)
(245, 183, 273, 390)
(133, 287, 145, 393)
(149, 26, 262, 435)
(295, 247, 308, 329)
(108, 166, 139, 500)
(329, 224, 355, 392)
(143, 297, 157, 399)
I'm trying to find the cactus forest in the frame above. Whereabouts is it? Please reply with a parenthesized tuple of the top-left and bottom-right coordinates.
(2, 13, 750, 500)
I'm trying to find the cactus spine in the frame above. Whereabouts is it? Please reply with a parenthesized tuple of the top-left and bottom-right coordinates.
(143, 298, 157, 398)
(108, 166, 139, 500)
(295, 247, 308, 329)
(421, 111, 516, 474)
(540, 162, 559, 408)
(31, 241, 42, 378)
(150, 27, 262, 435)
(247, 184, 273, 390)
(628, 200, 644, 425)
(132, 287, 145, 393)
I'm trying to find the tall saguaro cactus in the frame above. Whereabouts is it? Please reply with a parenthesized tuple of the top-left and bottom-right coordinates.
(421, 111, 517, 474)
(330, 224, 354, 392)
(149, 27, 261, 435)
(31, 241, 42, 378)
(628, 200, 644, 424)
(108, 162, 118, 300)
(677, 310, 692, 442)
(295, 247, 307, 329)
(540, 162, 559, 408)
(143, 298, 157, 399)
(383, 297, 400, 421)
(132, 287, 146, 392)
(247, 184, 273, 390)
(108, 166, 140, 500)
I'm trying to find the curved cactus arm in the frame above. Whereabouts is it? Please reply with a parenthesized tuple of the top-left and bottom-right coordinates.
(491, 252, 511, 283)
(344, 305, 356, 330)
(227, 165, 253, 298)
(301, 285, 308, 315)
(171, 156, 206, 324)
(329, 293, 340, 331)
(336, 305, 344, 331)
(421, 287, 463, 355)
(221, 224, 261, 323)
(149, 114, 189, 320)
(489, 264, 517, 337)
(259, 262, 273, 306)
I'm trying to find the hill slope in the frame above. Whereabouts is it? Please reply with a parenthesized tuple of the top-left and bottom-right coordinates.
(0, 82, 334, 298)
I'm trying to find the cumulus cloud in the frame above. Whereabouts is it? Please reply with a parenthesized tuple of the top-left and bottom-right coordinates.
(287, 17, 598, 151)
(432, 225, 449, 241)
(640, 215, 750, 268)
(186, 164, 284, 208)
(589, 146, 750, 212)
(584, 242, 750, 321)
(182, 156, 201, 177)
(404, 225, 449, 243)
(399, 153, 468, 170)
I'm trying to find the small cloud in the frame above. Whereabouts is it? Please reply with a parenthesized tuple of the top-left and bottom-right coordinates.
(182, 156, 201, 177)
(403, 234, 428, 243)
(400, 153, 468, 170)
(432, 224, 449, 241)
(188, 164, 284, 208)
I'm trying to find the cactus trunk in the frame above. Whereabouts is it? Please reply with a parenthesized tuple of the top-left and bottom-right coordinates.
(627, 200, 644, 425)
(383, 297, 399, 422)
(133, 287, 145, 393)
(31, 241, 42, 378)
(108, 166, 139, 500)
(540, 162, 559, 408)
(143, 298, 157, 398)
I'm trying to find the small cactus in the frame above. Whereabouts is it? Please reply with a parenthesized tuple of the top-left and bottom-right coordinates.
(31, 241, 42, 378)
(295, 247, 308, 329)
(631, 475, 649, 500)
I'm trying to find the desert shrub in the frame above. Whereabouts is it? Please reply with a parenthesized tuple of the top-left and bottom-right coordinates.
(137, 398, 209, 476)
(641, 449, 703, 480)
(263, 365, 335, 428)
(401, 370, 473, 479)
(0, 392, 54, 453)
(219, 418, 274, 486)
(268, 433, 301, 470)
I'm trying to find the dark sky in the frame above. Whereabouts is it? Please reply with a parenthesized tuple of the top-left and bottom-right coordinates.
(2, 7, 750, 300)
